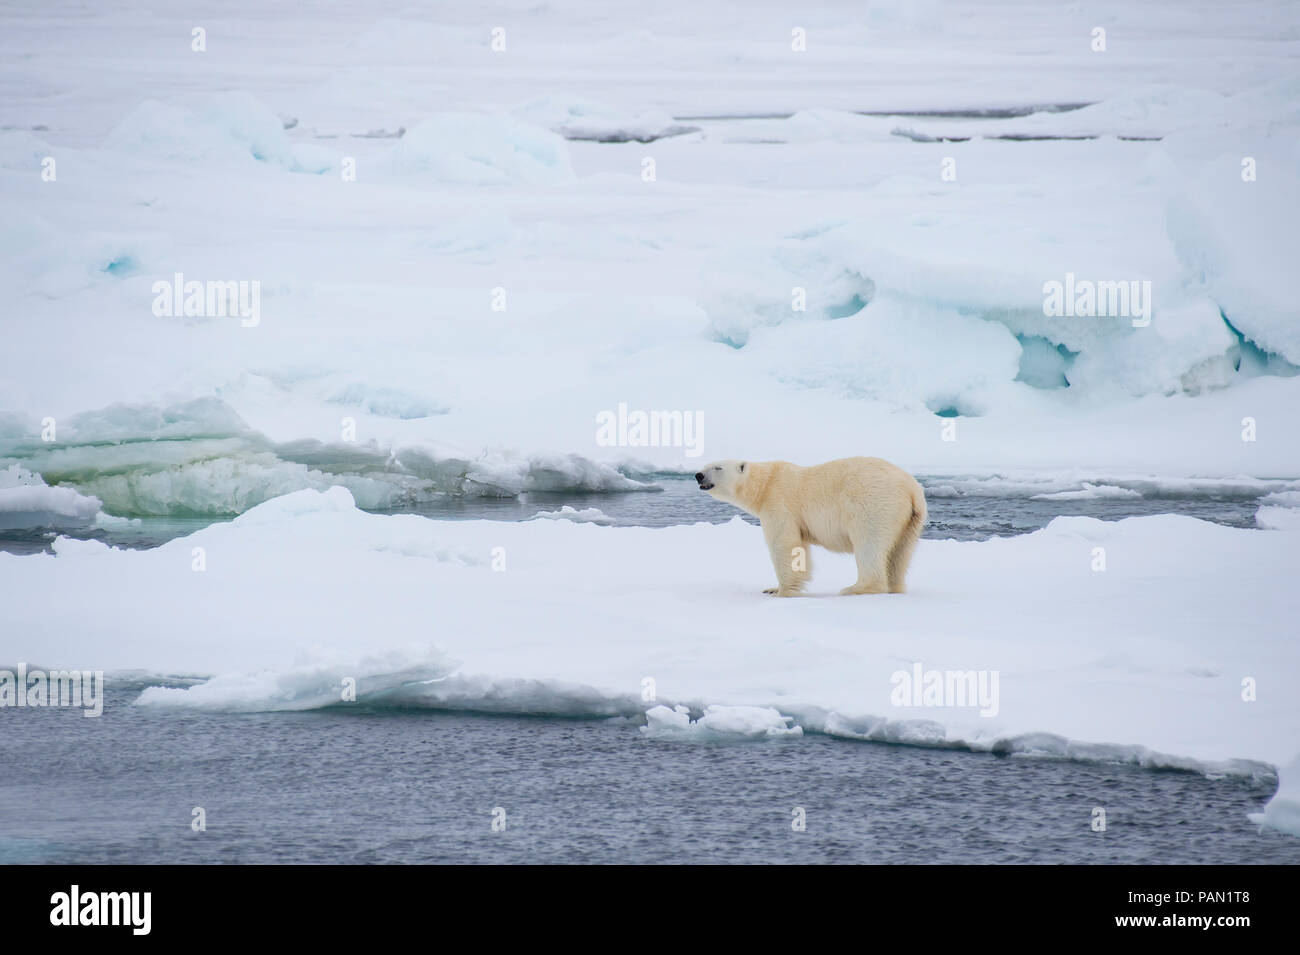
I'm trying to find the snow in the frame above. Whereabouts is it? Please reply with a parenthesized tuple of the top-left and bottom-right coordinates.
(135, 648, 456, 712)
(1256, 503, 1300, 533)
(1, 2, 1296, 481)
(0, 130, 52, 171)
(0, 0, 1297, 829)
(1032, 483, 1141, 501)
(1250, 755, 1300, 837)
(5, 87, 1299, 473)
(105, 93, 301, 169)
(529, 505, 613, 524)
(1, 486, 1295, 782)
(642, 704, 804, 740)
(391, 114, 574, 185)
(512, 96, 697, 143)
(0, 398, 654, 520)
(0, 464, 103, 530)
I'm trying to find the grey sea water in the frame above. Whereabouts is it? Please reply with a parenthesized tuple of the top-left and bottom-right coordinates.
(0, 684, 1295, 865)
(2, 478, 1296, 863)
(0, 475, 1280, 554)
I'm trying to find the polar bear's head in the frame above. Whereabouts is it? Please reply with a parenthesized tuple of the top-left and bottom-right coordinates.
(695, 460, 748, 503)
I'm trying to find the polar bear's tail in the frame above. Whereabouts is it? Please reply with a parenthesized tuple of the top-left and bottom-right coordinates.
(886, 483, 927, 594)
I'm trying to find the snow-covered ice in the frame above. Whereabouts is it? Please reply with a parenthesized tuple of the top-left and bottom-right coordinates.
(0, 464, 103, 530)
(1251, 755, 1300, 837)
(2, 0, 1298, 480)
(2, 486, 1296, 786)
(529, 505, 613, 524)
(642, 704, 804, 740)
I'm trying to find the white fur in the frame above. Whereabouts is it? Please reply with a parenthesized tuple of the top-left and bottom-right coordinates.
(697, 457, 927, 597)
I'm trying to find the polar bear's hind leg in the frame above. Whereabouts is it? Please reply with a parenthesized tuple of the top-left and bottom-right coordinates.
(886, 512, 924, 593)
(840, 529, 890, 596)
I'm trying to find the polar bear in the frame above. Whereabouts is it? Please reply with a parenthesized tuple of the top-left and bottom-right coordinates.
(695, 457, 926, 597)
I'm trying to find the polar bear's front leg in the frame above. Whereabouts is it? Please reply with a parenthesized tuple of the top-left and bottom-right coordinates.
(761, 515, 809, 596)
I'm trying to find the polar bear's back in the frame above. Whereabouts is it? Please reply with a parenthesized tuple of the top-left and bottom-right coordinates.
(773, 457, 925, 553)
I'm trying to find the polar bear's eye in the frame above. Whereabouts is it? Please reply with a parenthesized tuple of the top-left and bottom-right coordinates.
(739, 462, 746, 472)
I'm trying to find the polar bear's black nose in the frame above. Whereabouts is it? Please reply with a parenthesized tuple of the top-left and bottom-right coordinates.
(695, 472, 704, 483)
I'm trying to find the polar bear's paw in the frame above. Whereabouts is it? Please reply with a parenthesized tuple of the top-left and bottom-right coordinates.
(839, 582, 887, 596)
